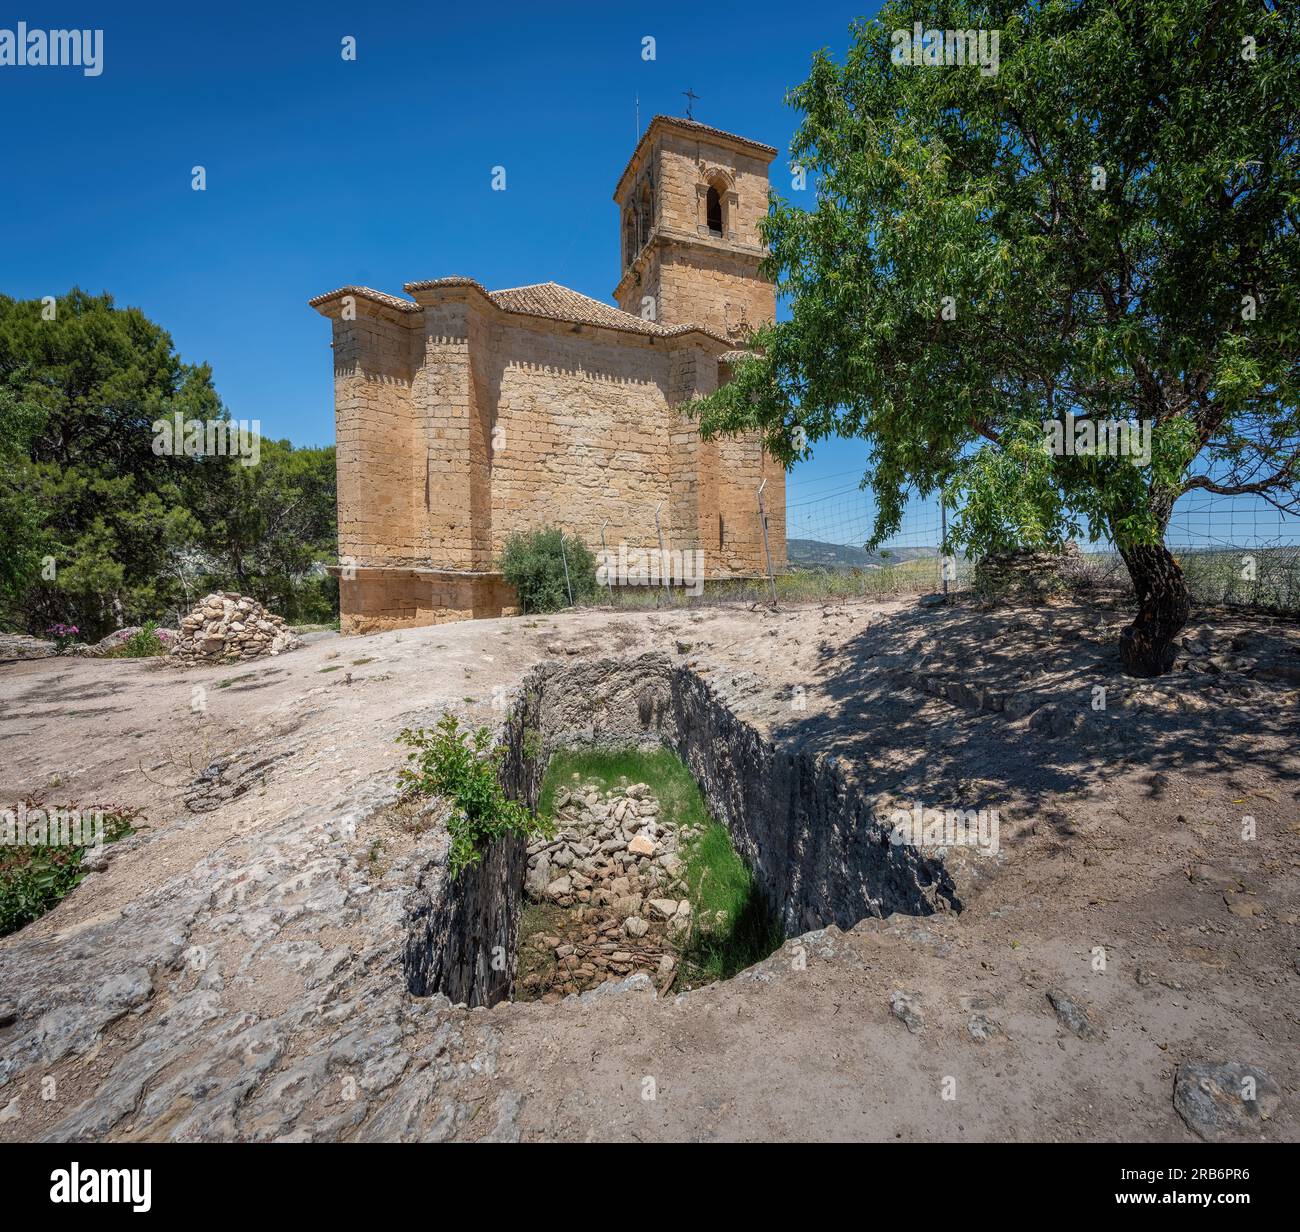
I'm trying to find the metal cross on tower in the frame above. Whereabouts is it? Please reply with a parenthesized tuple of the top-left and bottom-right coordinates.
(682, 88, 700, 120)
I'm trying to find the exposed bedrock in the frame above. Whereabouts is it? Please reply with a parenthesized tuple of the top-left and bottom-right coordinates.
(403, 829, 525, 1008)
(402, 686, 544, 1007)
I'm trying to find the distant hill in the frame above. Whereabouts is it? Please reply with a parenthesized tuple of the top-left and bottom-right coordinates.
(786, 539, 940, 570)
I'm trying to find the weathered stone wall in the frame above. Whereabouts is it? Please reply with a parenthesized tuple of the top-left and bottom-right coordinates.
(486, 317, 678, 555)
(704, 433, 787, 575)
(974, 543, 1083, 599)
(403, 678, 548, 1007)
(657, 130, 773, 255)
(340, 570, 517, 634)
(409, 291, 494, 570)
(330, 305, 417, 566)
(404, 827, 526, 1008)
(654, 241, 772, 341)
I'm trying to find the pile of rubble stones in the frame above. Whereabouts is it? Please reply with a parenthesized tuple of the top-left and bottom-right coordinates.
(519, 780, 697, 1000)
(974, 542, 1083, 599)
(171, 592, 302, 664)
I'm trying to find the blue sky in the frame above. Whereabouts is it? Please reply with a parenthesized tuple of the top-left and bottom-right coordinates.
(3, 1, 1291, 551)
(0, 0, 879, 497)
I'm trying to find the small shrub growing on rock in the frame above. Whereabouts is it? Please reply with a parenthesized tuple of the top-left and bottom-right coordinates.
(397, 714, 553, 877)
(119, 621, 169, 658)
(499, 527, 597, 614)
(0, 805, 139, 936)
(95, 624, 177, 657)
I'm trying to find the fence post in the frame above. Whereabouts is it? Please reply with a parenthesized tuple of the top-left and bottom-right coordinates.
(757, 479, 778, 608)
(653, 502, 671, 604)
(940, 492, 949, 600)
(559, 528, 574, 608)
(600, 520, 614, 604)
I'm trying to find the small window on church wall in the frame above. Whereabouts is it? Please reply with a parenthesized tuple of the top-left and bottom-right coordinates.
(624, 212, 637, 268)
(706, 184, 723, 235)
(640, 182, 653, 245)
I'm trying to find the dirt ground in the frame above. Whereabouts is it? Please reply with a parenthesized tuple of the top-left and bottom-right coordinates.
(0, 593, 1296, 1142)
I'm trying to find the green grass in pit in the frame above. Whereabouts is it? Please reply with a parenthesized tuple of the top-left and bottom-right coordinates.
(537, 747, 782, 985)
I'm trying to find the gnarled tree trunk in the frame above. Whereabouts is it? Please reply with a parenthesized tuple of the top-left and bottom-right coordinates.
(1117, 543, 1190, 677)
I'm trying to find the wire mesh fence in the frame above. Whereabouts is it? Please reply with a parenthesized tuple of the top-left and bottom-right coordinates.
(785, 482, 969, 598)
(591, 482, 965, 613)
(783, 481, 1300, 614)
(569, 478, 1300, 615)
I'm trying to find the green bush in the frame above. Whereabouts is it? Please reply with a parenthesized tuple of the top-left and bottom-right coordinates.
(0, 805, 139, 936)
(121, 620, 167, 657)
(499, 527, 598, 614)
(397, 714, 553, 877)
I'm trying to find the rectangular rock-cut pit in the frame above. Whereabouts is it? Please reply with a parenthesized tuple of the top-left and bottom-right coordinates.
(405, 653, 959, 1007)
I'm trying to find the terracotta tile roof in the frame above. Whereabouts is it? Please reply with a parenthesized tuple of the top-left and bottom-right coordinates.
(313, 277, 731, 345)
(404, 277, 731, 344)
(307, 285, 419, 313)
(650, 115, 778, 156)
(487, 281, 665, 336)
(403, 276, 486, 292)
(491, 282, 734, 344)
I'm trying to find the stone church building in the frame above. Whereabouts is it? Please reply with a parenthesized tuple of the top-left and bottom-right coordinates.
(310, 116, 787, 632)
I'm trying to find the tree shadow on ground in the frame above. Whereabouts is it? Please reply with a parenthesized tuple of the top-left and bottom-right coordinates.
(770, 597, 1300, 845)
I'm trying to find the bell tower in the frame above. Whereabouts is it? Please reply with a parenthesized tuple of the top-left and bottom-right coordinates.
(612, 116, 777, 341)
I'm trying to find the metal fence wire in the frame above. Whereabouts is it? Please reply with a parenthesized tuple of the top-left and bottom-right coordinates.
(575, 479, 1299, 614)
(782, 482, 1300, 614)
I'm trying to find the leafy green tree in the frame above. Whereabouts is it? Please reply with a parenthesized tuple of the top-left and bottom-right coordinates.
(0, 290, 220, 637)
(499, 527, 598, 614)
(0, 387, 44, 603)
(188, 437, 338, 623)
(0, 290, 340, 635)
(695, 0, 1300, 675)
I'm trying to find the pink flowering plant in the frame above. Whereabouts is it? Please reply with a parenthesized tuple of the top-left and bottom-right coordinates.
(46, 623, 81, 651)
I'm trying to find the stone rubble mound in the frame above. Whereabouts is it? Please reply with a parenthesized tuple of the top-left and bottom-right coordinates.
(974, 542, 1082, 599)
(171, 592, 302, 663)
(521, 780, 701, 999)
